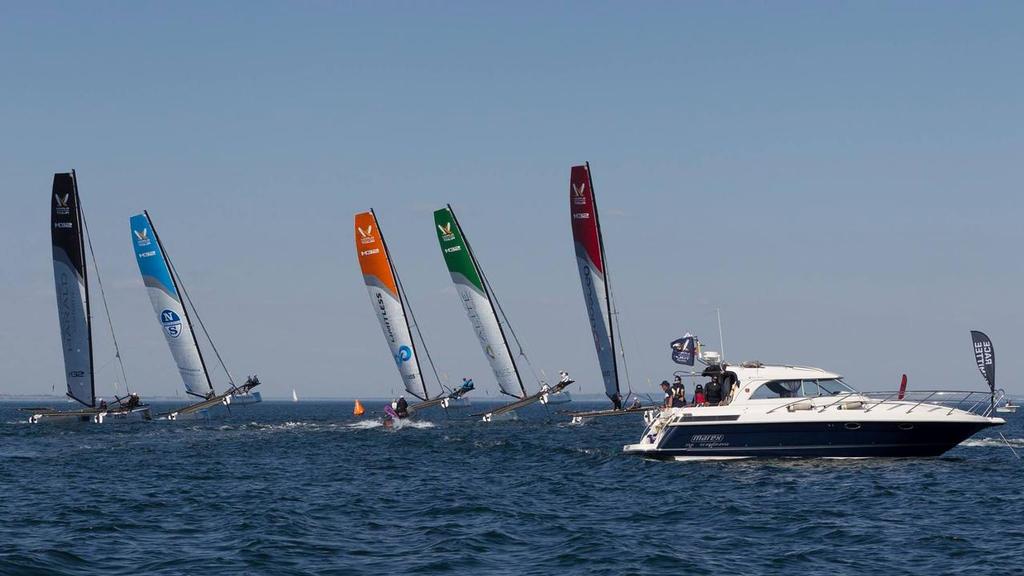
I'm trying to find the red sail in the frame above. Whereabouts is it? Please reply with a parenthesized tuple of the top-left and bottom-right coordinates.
(570, 165, 604, 274)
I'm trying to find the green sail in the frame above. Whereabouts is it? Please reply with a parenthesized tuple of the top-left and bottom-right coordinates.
(434, 207, 524, 398)
(434, 208, 484, 293)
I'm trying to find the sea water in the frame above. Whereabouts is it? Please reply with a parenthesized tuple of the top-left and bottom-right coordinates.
(0, 400, 1021, 575)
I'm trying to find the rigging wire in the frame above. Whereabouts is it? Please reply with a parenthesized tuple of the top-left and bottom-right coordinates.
(393, 266, 447, 395)
(476, 263, 544, 386)
(164, 250, 236, 389)
(80, 204, 131, 395)
(605, 268, 634, 397)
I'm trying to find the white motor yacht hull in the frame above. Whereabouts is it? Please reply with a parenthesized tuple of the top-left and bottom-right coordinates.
(626, 417, 1001, 459)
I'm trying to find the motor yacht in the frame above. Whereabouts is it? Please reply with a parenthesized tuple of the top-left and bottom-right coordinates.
(624, 361, 1004, 460)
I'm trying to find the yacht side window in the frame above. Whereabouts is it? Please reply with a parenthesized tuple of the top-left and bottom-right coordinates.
(750, 380, 802, 399)
(751, 378, 854, 399)
(801, 380, 820, 397)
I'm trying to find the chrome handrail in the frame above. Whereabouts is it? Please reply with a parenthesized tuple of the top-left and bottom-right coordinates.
(765, 389, 1001, 417)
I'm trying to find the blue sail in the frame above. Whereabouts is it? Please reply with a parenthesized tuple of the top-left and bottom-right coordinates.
(130, 213, 213, 398)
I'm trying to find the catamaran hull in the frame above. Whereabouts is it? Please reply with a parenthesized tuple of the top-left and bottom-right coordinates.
(27, 405, 152, 424)
(624, 419, 1001, 459)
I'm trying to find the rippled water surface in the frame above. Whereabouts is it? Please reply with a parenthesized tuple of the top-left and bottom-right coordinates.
(1, 400, 1021, 575)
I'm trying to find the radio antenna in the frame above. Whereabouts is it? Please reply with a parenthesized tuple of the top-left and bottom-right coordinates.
(717, 307, 726, 364)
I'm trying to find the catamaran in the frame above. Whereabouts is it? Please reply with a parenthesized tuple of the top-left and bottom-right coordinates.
(563, 163, 649, 423)
(130, 211, 261, 420)
(433, 205, 571, 422)
(354, 210, 473, 423)
(26, 171, 151, 424)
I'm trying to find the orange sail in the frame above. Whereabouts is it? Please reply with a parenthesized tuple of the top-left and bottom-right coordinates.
(353, 399, 365, 416)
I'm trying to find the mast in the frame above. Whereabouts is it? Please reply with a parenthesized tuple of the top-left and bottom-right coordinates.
(144, 211, 214, 397)
(447, 205, 526, 398)
(587, 162, 620, 397)
(73, 171, 97, 406)
(372, 209, 432, 400)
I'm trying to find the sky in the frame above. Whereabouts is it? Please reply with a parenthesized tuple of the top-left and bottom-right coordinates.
(1, 2, 1021, 400)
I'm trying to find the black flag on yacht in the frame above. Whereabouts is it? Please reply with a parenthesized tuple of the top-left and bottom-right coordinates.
(970, 330, 995, 394)
(671, 334, 697, 366)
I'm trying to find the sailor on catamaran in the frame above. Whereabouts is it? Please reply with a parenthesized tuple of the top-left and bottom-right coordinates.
(124, 393, 141, 410)
(395, 396, 409, 418)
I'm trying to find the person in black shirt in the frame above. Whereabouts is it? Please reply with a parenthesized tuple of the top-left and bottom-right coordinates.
(395, 396, 409, 418)
(671, 376, 686, 407)
(705, 377, 723, 405)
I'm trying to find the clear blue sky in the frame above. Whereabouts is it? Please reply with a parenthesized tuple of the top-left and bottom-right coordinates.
(1, 2, 1021, 399)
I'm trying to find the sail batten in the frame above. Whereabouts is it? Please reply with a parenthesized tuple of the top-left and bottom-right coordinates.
(130, 212, 213, 398)
(51, 172, 95, 407)
(355, 211, 430, 400)
(570, 163, 619, 401)
(434, 206, 525, 399)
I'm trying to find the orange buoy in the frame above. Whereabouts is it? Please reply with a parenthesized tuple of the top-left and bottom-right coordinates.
(353, 399, 365, 416)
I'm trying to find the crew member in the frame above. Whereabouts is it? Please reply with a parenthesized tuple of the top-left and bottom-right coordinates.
(661, 381, 673, 408)
(559, 371, 572, 384)
(705, 377, 723, 405)
(671, 376, 686, 407)
(693, 384, 706, 406)
(611, 392, 623, 411)
(395, 395, 409, 418)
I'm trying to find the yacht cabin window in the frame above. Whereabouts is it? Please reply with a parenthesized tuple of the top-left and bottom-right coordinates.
(750, 378, 854, 399)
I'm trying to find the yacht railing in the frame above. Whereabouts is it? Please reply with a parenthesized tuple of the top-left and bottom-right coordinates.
(766, 389, 1004, 418)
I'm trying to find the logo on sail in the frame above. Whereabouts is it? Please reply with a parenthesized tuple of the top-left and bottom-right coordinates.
(358, 225, 375, 244)
(160, 309, 183, 338)
(438, 222, 455, 242)
(572, 182, 588, 205)
(134, 228, 152, 247)
(395, 345, 413, 365)
(55, 193, 71, 215)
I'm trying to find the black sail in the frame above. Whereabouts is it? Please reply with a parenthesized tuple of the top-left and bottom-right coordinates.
(51, 172, 94, 406)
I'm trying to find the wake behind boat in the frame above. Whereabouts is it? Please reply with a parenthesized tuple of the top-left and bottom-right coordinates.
(28, 171, 151, 424)
(625, 333, 1006, 460)
(130, 211, 262, 420)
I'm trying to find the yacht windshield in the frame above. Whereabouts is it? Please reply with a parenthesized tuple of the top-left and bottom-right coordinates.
(751, 378, 856, 399)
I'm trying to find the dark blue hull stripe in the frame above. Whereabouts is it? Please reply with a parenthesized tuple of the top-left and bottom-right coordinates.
(640, 420, 998, 458)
